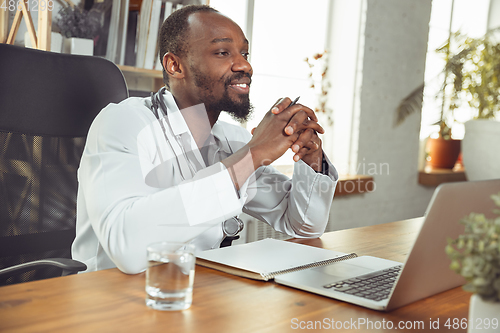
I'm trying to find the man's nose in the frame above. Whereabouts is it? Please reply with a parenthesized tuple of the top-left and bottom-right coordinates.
(232, 54, 252, 74)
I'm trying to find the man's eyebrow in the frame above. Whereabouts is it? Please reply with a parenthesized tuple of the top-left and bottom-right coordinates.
(211, 38, 249, 45)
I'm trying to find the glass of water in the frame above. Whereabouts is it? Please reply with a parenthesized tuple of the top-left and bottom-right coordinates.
(145, 242, 196, 311)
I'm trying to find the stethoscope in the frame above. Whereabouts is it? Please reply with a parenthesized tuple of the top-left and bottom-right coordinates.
(150, 87, 244, 238)
(152, 89, 191, 177)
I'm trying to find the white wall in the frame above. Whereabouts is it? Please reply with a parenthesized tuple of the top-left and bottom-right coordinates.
(326, 0, 436, 231)
(489, 0, 500, 29)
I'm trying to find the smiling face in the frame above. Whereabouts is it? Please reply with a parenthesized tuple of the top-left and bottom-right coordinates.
(172, 11, 254, 122)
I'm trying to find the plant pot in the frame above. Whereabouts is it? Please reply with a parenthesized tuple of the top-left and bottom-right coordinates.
(25, 32, 64, 53)
(63, 38, 94, 56)
(468, 294, 500, 332)
(462, 119, 500, 181)
(426, 137, 461, 169)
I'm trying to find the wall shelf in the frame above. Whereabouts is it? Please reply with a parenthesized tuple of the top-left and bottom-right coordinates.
(418, 165, 466, 187)
(117, 65, 164, 92)
(335, 175, 374, 196)
(273, 165, 374, 197)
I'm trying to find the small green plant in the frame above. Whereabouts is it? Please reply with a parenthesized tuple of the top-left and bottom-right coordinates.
(446, 192, 500, 302)
(440, 30, 500, 121)
(396, 28, 500, 139)
(55, 6, 100, 39)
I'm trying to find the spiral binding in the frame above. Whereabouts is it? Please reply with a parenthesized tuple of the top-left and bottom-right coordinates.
(261, 252, 358, 280)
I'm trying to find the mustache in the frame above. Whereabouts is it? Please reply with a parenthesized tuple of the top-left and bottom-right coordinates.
(224, 73, 252, 86)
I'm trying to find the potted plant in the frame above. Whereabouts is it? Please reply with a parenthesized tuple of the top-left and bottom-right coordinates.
(55, 5, 100, 56)
(396, 28, 500, 170)
(447, 30, 500, 180)
(397, 34, 461, 169)
(446, 192, 500, 332)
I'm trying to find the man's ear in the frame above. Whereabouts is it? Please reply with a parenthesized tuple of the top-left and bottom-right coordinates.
(163, 52, 185, 79)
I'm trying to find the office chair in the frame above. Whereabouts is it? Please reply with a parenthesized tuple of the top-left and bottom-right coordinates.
(0, 44, 128, 285)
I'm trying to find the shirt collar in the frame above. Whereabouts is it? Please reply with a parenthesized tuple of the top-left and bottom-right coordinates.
(212, 121, 233, 154)
(161, 90, 233, 154)
(161, 89, 190, 136)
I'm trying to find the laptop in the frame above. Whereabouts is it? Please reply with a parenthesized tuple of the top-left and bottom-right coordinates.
(275, 179, 500, 311)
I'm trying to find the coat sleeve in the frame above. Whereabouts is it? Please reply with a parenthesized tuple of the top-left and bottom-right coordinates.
(239, 128, 338, 238)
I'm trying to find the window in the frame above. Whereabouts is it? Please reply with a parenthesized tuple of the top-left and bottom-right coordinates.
(421, 0, 491, 140)
(210, 0, 330, 166)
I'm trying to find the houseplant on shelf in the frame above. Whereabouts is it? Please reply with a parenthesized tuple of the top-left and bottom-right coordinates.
(55, 5, 100, 56)
(396, 28, 500, 170)
(396, 33, 462, 169)
(446, 192, 500, 333)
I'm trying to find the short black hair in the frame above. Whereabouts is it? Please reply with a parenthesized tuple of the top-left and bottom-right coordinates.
(158, 5, 219, 88)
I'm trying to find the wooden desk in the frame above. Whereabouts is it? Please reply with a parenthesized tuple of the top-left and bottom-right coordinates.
(0, 218, 471, 332)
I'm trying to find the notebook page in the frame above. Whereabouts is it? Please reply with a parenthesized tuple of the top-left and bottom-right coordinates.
(197, 238, 347, 275)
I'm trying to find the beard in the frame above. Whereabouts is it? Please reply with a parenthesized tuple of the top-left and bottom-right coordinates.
(191, 67, 254, 123)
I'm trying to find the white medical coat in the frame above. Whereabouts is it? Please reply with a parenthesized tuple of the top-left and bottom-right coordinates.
(72, 90, 338, 274)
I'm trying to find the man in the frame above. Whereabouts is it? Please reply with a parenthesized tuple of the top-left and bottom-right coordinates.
(72, 5, 338, 274)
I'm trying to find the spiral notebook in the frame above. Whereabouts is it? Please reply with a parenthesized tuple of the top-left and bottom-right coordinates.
(196, 238, 361, 281)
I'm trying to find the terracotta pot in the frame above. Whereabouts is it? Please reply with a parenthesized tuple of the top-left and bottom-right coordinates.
(426, 137, 461, 169)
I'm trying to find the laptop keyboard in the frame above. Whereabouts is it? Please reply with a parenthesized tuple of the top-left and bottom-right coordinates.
(323, 265, 403, 302)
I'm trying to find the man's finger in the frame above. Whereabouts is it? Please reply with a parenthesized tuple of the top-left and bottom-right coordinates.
(294, 141, 321, 162)
(300, 141, 318, 152)
(270, 97, 292, 114)
(303, 134, 321, 151)
(293, 146, 311, 162)
(290, 128, 314, 153)
(284, 112, 324, 136)
(279, 103, 319, 125)
(300, 119, 324, 134)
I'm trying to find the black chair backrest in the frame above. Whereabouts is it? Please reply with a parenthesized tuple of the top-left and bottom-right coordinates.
(0, 44, 128, 285)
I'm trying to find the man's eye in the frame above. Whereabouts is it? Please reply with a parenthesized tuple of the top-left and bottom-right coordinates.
(242, 52, 249, 60)
(216, 51, 229, 56)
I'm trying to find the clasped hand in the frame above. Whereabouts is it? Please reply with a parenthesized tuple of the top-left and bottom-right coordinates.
(248, 97, 325, 172)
